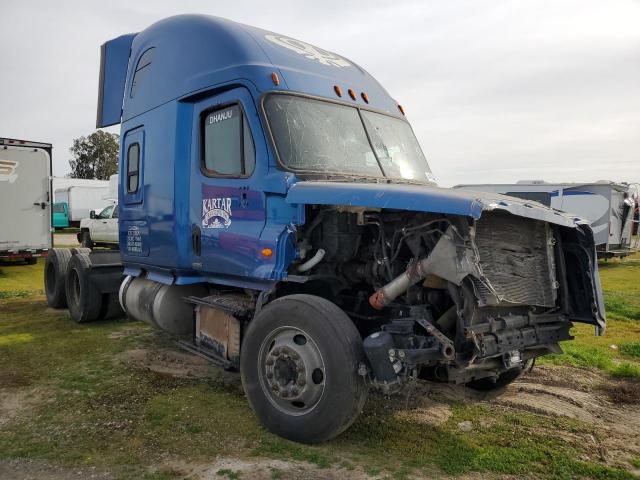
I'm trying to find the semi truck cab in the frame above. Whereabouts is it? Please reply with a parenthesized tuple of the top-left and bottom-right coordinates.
(48, 14, 607, 443)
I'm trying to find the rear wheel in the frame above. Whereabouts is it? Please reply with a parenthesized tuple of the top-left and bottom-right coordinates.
(44, 248, 72, 308)
(241, 294, 368, 443)
(65, 253, 102, 323)
(80, 231, 93, 249)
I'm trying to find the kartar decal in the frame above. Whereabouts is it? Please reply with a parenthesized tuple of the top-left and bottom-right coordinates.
(265, 34, 351, 68)
(202, 197, 233, 229)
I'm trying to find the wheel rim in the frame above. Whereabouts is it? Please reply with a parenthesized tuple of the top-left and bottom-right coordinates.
(257, 326, 326, 416)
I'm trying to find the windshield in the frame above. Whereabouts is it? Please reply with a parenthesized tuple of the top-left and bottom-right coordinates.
(264, 94, 434, 183)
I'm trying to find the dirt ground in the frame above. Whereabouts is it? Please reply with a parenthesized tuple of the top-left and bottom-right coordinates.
(110, 342, 640, 479)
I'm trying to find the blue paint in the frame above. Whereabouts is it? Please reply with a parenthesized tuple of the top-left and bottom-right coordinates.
(97, 34, 136, 128)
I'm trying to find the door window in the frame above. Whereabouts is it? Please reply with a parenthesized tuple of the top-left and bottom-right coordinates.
(127, 143, 140, 193)
(98, 205, 114, 219)
(202, 104, 255, 177)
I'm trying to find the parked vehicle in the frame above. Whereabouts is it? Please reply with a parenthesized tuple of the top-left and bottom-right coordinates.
(0, 137, 52, 264)
(51, 178, 111, 229)
(454, 180, 637, 258)
(54, 184, 111, 227)
(78, 203, 119, 248)
(52, 202, 70, 229)
(44, 15, 606, 443)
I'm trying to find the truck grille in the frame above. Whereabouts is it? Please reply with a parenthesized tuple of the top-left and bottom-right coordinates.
(472, 212, 557, 307)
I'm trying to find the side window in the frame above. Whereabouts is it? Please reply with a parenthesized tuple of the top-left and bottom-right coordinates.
(127, 143, 140, 193)
(98, 205, 114, 219)
(202, 104, 255, 177)
(130, 47, 155, 98)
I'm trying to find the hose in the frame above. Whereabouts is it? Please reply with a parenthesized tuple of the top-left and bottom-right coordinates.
(297, 249, 326, 272)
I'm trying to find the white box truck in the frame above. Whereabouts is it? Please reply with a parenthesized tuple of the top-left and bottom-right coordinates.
(0, 137, 53, 263)
(54, 184, 111, 227)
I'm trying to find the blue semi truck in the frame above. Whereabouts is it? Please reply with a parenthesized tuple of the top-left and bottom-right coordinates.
(44, 15, 606, 443)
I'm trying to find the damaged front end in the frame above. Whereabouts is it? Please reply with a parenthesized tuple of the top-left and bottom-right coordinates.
(362, 209, 605, 389)
(284, 182, 606, 391)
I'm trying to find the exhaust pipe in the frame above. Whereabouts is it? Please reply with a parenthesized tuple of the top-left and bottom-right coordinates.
(369, 227, 466, 309)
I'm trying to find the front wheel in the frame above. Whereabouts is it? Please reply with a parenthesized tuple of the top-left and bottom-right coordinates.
(241, 294, 368, 443)
(466, 362, 530, 391)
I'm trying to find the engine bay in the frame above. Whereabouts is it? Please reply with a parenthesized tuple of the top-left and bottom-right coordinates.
(281, 205, 602, 387)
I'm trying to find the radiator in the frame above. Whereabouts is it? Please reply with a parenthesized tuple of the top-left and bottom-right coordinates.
(472, 212, 557, 307)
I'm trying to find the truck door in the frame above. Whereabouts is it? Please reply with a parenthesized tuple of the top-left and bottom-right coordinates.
(0, 145, 51, 252)
(190, 87, 267, 281)
(107, 204, 119, 243)
(94, 204, 114, 242)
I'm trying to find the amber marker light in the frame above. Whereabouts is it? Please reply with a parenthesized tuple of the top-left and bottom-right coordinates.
(334, 85, 343, 97)
(261, 248, 273, 258)
(398, 104, 406, 115)
(361, 92, 369, 103)
(271, 72, 280, 86)
(348, 88, 356, 100)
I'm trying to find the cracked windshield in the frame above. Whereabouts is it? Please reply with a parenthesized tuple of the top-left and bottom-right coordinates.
(264, 94, 435, 183)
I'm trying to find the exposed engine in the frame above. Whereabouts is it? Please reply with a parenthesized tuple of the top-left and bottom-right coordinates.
(284, 205, 600, 388)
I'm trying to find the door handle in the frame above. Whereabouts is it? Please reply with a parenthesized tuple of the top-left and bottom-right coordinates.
(102, 221, 108, 224)
(192, 224, 201, 256)
(240, 191, 249, 208)
(33, 202, 47, 209)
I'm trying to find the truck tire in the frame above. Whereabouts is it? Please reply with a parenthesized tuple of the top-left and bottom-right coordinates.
(102, 292, 125, 320)
(70, 247, 92, 256)
(80, 231, 93, 249)
(466, 363, 529, 391)
(241, 294, 368, 443)
(65, 253, 102, 323)
(44, 248, 72, 308)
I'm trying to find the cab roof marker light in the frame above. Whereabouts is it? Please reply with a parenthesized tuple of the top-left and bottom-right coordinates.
(334, 85, 343, 97)
(348, 88, 356, 100)
(398, 104, 405, 115)
(271, 72, 280, 86)
(361, 92, 369, 103)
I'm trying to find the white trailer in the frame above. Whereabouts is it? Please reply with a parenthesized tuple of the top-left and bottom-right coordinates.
(0, 137, 53, 263)
(454, 180, 637, 258)
(52, 177, 109, 194)
(55, 184, 111, 226)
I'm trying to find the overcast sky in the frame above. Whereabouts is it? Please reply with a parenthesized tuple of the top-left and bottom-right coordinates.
(1, 0, 638, 186)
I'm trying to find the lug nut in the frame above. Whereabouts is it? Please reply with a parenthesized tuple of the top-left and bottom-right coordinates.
(281, 390, 289, 398)
(291, 388, 299, 396)
(266, 358, 274, 366)
(266, 372, 273, 379)
(272, 384, 279, 391)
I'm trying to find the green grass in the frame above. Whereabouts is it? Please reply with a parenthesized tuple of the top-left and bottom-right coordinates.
(620, 341, 640, 359)
(1, 256, 639, 479)
(539, 254, 640, 379)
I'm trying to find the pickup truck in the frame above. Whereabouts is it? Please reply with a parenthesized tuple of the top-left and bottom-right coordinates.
(44, 14, 606, 444)
(78, 203, 118, 248)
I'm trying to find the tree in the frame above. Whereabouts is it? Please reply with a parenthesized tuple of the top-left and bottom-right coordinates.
(68, 130, 119, 179)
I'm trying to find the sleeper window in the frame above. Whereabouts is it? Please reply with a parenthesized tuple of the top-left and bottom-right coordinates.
(127, 143, 140, 193)
(202, 104, 255, 176)
(130, 47, 155, 98)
